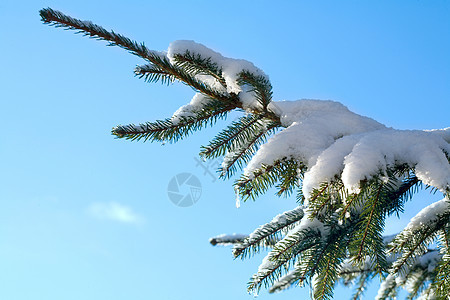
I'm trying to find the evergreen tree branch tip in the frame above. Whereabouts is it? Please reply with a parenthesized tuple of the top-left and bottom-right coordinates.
(40, 8, 450, 299)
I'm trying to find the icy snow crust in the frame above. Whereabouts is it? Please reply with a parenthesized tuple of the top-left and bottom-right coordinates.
(166, 41, 450, 198)
(404, 198, 450, 232)
(427, 127, 450, 143)
(245, 100, 386, 176)
(247, 100, 450, 196)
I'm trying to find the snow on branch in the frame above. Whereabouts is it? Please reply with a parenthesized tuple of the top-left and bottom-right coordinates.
(209, 233, 247, 246)
(233, 206, 305, 258)
(167, 40, 267, 96)
(40, 9, 450, 299)
(403, 198, 450, 233)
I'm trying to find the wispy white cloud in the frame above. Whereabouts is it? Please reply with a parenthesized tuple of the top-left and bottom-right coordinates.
(87, 202, 144, 224)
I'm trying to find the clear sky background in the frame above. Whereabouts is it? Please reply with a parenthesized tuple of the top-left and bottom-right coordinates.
(0, 1, 449, 299)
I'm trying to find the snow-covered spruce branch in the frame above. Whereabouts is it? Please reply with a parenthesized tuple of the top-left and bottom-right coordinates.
(434, 253, 450, 297)
(200, 114, 265, 159)
(112, 99, 236, 142)
(268, 247, 441, 299)
(348, 182, 389, 273)
(40, 9, 280, 138)
(172, 50, 228, 88)
(248, 226, 322, 292)
(235, 158, 305, 201)
(41, 8, 450, 300)
(267, 218, 356, 300)
(388, 198, 450, 274)
(309, 232, 349, 300)
(237, 70, 273, 111)
(220, 120, 279, 178)
(375, 249, 441, 300)
(233, 206, 305, 258)
(344, 175, 427, 275)
(246, 211, 355, 296)
(209, 233, 248, 246)
(135, 62, 233, 102)
(40, 8, 231, 105)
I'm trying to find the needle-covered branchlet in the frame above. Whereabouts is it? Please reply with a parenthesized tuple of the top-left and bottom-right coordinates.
(41, 7, 450, 299)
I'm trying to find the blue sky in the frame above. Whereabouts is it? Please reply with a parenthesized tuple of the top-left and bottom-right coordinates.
(0, 1, 449, 299)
